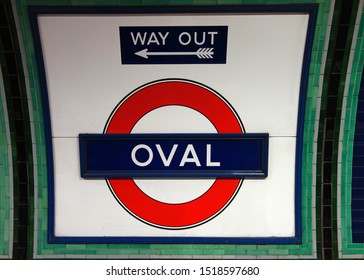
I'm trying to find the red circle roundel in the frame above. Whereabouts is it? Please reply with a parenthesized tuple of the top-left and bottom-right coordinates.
(104, 79, 244, 230)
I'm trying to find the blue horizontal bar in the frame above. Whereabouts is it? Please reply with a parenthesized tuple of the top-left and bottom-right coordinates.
(49, 235, 299, 245)
(79, 133, 269, 179)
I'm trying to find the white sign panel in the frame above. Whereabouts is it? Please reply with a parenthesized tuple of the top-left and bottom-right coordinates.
(31, 5, 317, 243)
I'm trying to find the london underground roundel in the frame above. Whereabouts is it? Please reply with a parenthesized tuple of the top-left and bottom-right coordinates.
(103, 79, 244, 229)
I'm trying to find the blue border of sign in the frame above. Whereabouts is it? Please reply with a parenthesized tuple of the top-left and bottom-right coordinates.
(29, 4, 317, 244)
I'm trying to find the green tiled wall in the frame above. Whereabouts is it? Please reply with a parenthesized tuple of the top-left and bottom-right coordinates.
(0, 66, 12, 259)
(339, 1, 364, 258)
(14, 0, 334, 259)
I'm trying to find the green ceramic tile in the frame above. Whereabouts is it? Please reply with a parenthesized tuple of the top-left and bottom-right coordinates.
(129, 244, 151, 249)
(95, 0, 119, 4)
(246, 250, 268, 255)
(192, 0, 217, 5)
(142, 0, 170, 4)
(159, 249, 193, 255)
(140, 249, 161, 255)
(241, 0, 265, 3)
(225, 249, 247, 254)
(217, 0, 242, 4)
(268, 249, 290, 255)
(169, 0, 194, 4)
(48, 0, 72, 4)
(268, 0, 291, 4)
(203, 249, 225, 255)
(118, 0, 144, 4)
(181, 249, 205, 255)
(163, 244, 181, 249)
(86, 244, 108, 250)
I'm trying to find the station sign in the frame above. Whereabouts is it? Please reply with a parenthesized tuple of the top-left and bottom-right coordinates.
(30, 5, 317, 243)
(79, 133, 268, 179)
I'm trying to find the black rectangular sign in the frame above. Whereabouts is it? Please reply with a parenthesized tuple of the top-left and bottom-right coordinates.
(120, 26, 228, 64)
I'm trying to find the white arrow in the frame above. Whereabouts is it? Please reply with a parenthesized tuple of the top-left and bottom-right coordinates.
(135, 48, 214, 59)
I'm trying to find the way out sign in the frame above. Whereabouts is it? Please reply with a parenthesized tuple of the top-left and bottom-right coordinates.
(120, 26, 228, 64)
